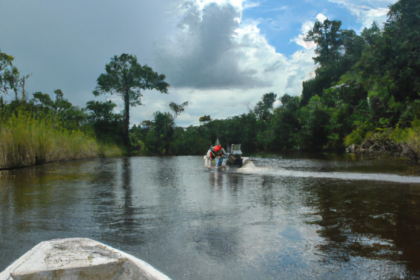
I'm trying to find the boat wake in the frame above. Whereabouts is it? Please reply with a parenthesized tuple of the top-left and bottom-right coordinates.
(236, 161, 420, 184)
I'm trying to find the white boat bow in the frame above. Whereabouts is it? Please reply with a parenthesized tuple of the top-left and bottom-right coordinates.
(0, 238, 170, 280)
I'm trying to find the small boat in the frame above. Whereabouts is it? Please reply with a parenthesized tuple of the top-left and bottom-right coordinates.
(204, 144, 250, 170)
(0, 238, 170, 280)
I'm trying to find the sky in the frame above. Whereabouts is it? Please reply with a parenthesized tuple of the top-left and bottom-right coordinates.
(0, 0, 397, 127)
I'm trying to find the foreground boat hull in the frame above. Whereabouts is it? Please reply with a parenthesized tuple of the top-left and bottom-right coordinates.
(0, 238, 170, 280)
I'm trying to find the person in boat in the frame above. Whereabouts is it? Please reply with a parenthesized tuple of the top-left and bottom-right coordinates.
(209, 145, 227, 167)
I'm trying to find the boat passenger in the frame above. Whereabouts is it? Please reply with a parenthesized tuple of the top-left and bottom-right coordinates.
(210, 145, 227, 166)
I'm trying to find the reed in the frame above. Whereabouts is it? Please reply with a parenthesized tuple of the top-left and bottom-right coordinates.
(0, 111, 122, 169)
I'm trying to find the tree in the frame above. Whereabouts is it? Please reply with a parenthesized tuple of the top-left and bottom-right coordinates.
(86, 100, 118, 121)
(141, 120, 154, 130)
(32, 90, 87, 129)
(305, 19, 343, 68)
(33, 89, 72, 114)
(271, 94, 301, 150)
(4, 66, 31, 100)
(93, 54, 169, 147)
(254, 92, 277, 121)
(199, 115, 212, 123)
(300, 95, 330, 149)
(0, 49, 14, 94)
(0, 49, 31, 100)
(169, 101, 188, 119)
(301, 19, 365, 106)
(146, 111, 175, 154)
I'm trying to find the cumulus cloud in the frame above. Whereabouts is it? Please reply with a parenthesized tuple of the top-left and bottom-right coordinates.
(149, 0, 318, 126)
(155, 1, 315, 90)
(155, 2, 270, 89)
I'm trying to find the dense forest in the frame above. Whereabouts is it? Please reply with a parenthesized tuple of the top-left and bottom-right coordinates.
(1, 0, 419, 167)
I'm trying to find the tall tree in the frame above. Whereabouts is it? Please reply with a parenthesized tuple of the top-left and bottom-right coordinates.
(305, 19, 343, 68)
(93, 54, 169, 146)
(301, 19, 365, 106)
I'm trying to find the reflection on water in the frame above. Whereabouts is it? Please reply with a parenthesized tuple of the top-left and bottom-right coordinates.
(304, 182, 420, 273)
(0, 155, 420, 279)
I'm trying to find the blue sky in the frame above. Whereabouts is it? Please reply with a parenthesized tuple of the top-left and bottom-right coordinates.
(0, 0, 396, 126)
(242, 0, 359, 56)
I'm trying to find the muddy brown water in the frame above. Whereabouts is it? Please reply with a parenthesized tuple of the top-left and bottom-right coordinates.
(1, 154, 420, 279)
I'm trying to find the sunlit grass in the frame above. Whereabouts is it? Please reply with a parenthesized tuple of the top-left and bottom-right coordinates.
(0, 111, 122, 169)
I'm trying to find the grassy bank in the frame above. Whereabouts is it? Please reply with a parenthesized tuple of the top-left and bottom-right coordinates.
(0, 112, 122, 169)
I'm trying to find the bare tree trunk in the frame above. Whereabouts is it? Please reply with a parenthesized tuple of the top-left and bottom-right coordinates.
(21, 76, 26, 101)
(124, 92, 130, 148)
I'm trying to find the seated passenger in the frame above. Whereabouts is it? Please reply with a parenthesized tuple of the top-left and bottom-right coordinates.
(209, 145, 227, 166)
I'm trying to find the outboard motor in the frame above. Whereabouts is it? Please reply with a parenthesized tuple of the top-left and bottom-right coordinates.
(226, 144, 243, 167)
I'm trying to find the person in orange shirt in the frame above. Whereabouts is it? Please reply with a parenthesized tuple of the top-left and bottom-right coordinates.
(209, 145, 227, 166)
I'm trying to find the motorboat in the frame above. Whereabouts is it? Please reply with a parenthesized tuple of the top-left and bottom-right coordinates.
(204, 144, 250, 170)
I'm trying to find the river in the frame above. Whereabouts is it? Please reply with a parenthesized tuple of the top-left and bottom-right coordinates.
(1, 154, 420, 279)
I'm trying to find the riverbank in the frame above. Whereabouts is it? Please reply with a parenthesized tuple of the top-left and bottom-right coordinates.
(345, 126, 420, 163)
(0, 112, 122, 170)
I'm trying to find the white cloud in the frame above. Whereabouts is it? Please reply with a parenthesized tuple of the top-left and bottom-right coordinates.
(243, 2, 261, 9)
(196, 0, 244, 10)
(327, 0, 397, 28)
(360, 7, 388, 27)
(316, 13, 328, 23)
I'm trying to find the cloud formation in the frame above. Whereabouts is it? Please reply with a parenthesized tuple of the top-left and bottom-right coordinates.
(155, 2, 270, 89)
(149, 0, 319, 126)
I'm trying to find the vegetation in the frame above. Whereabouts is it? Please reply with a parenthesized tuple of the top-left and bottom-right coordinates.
(0, 111, 99, 168)
(93, 54, 169, 147)
(0, 92, 123, 169)
(137, 0, 419, 156)
(1, 0, 420, 165)
(0, 50, 123, 168)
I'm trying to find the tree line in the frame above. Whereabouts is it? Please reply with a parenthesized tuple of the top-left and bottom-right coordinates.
(1, 0, 419, 157)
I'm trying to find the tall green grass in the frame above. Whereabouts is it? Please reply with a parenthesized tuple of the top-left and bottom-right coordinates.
(0, 111, 122, 169)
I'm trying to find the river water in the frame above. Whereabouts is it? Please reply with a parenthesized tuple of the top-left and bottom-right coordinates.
(1, 154, 420, 279)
